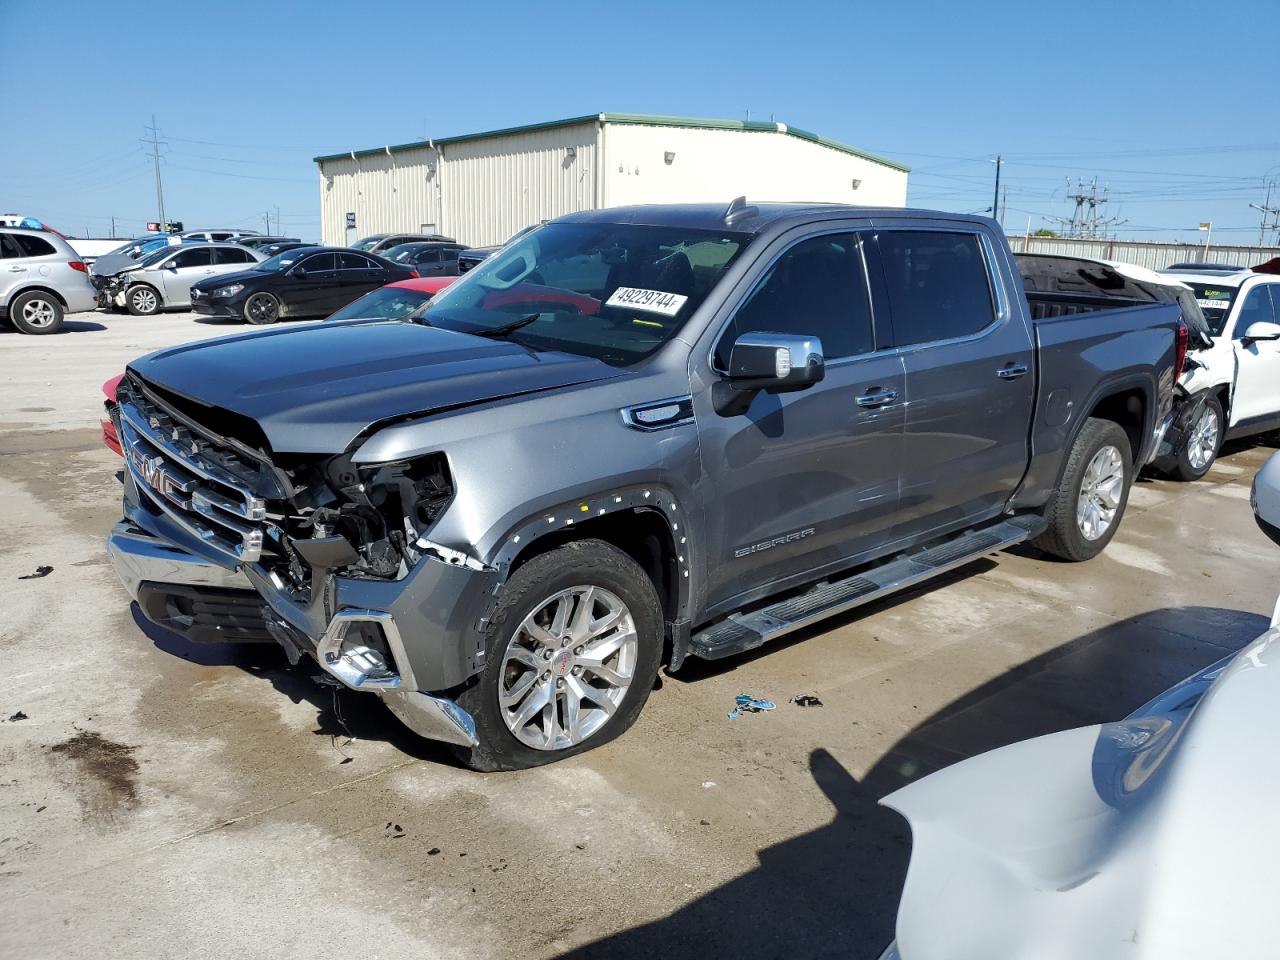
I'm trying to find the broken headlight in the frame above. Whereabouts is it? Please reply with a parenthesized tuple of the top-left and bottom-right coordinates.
(289, 452, 455, 581)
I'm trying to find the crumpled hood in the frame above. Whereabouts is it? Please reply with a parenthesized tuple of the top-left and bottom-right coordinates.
(91, 252, 147, 277)
(127, 318, 625, 454)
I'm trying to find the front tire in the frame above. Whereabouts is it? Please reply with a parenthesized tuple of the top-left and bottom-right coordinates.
(1034, 417, 1133, 562)
(9, 290, 64, 334)
(452, 539, 663, 772)
(242, 292, 280, 325)
(125, 284, 161, 316)
(1167, 396, 1223, 481)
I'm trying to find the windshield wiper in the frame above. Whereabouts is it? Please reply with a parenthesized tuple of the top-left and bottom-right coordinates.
(472, 313, 542, 339)
(406, 301, 434, 325)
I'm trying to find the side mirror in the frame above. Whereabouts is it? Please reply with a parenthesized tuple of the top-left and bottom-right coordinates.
(714, 332, 825, 416)
(727, 332, 825, 393)
(1241, 321, 1280, 344)
(291, 267, 308, 280)
(165, 262, 178, 271)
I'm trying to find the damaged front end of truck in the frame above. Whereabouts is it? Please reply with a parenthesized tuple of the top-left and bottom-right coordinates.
(105, 371, 498, 747)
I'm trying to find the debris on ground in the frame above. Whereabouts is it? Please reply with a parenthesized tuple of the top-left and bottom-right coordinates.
(789, 694, 824, 707)
(18, 566, 53, 580)
(727, 694, 775, 719)
(427, 847, 441, 856)
(6, 711, 29, 722)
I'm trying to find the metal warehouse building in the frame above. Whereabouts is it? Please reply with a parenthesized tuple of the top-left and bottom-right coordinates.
(314, 113, 910, 247)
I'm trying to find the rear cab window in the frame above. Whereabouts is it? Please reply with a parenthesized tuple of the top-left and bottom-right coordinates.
(876, 231, 996, 346)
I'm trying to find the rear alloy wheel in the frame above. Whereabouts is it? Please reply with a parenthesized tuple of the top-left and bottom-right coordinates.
(453, 539, 662, 771)
(1033, 417, 1133, 561)
(243, 292, 280, 325)
(1168, 396, 1222, 481)
(10, 290, 64, 334)
(126, 285, 161, 316)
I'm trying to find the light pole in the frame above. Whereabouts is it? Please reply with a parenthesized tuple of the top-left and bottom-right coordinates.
(1199, 221, 1213, 261)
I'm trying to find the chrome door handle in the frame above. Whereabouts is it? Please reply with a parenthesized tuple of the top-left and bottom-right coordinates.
(997, 363, 1029, 380)
(856, 388, 898, 409)
(8, 266, 26, 272)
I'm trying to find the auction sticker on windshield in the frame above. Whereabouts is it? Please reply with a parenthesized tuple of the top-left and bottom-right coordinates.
(606, 287, 688, 317)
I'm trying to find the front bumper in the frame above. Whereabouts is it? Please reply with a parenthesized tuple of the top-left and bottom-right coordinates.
(190, 295, 241, 317)
(113, 478, 488, 748)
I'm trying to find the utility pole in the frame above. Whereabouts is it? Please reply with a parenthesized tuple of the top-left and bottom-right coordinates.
(143, 115, 167, 229)
(992, 155, 1002, 222)
(1000, 185, 1008, 227)
(110, 215, 116, 239)
(1251, 179, 1279, 246)
(265, 210, 271, 234)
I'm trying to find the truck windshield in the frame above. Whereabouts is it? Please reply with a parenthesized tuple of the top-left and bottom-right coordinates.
(423, 222, 749, 366)
(1184, 282, 1239, 335)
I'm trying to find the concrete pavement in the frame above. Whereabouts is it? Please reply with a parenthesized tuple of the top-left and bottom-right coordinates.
(1, 311, 1273, 959)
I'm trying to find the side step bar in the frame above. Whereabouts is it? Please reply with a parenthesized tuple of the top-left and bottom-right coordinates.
(689, 514, 1047, 661)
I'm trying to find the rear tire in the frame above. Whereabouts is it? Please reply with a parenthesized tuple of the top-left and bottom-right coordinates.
(9, 290, 64, 334)
(1034, 417, 1133, 562)
(1167, 396, 1223, 481)
(125, 284, 161, 316)
(451, 539, 663, 772)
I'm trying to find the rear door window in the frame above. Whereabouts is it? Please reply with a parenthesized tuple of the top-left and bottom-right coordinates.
(12, 234, 58, 258)
(171, 248, 213, 268)
(718, 232, 875, 364)
(302, 253, 338, 272)
(876, 231, 996, 346)
(0, 233, 23, 258)
(214, 247, 253, 265)
(339, 252, 376, 270)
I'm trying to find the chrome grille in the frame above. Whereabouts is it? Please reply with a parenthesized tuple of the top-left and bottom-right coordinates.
(117, 390, 272, 565)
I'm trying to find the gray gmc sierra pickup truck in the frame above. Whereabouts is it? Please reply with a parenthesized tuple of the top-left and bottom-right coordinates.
(105, 201, 1185, 770)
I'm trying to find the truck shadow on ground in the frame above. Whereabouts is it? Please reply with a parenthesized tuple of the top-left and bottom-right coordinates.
(567, 603, 1267, 960)
(130, 603, 456, 763)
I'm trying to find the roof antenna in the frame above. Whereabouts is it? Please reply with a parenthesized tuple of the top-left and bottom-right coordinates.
(724, 195, 758, 225)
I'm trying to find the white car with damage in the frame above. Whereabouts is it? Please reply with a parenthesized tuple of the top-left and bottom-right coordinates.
(878, 451, 1280, 960)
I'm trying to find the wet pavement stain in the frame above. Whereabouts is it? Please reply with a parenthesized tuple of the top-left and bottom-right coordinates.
(48, 731, 140, 821)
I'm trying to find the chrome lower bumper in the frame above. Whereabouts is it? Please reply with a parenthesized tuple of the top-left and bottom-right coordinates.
(107, 520, 251, 599)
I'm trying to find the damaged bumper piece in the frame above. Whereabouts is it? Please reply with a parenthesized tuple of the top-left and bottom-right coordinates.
(108, 506, 490, 749)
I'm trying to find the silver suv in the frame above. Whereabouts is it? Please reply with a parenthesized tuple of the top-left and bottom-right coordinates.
(99, 243, 265, 315)
(0, 227, 97, 334)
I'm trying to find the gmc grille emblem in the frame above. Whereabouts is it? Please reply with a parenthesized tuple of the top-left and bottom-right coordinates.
(129, 446, 192, 508)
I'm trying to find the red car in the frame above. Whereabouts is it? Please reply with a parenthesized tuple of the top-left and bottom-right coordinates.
(323, 276, 454, 323)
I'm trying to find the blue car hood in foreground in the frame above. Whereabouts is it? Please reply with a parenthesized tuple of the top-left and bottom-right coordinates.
(127, 318, 624, 453)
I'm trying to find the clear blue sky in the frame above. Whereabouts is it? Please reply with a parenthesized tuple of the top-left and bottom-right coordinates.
(3, 0, 1276, 244)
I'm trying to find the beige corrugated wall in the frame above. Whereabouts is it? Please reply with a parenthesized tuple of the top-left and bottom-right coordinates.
(319, 144, 441, 245)
(437, 123, 598, 247)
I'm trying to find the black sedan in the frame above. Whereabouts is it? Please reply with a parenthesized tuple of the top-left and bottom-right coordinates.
(189, 246, 415, 324)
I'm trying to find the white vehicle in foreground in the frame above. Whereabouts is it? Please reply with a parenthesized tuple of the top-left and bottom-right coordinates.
(1154, 268, 1280, 478)
(877, 452, 1280, 960)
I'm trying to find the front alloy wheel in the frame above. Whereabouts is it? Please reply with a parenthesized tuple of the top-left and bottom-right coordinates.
(1077, 444, 1124, 541)
(452, 539, 662, 771)
(243, 292, 280, 324)
(499, 586, 638, 750)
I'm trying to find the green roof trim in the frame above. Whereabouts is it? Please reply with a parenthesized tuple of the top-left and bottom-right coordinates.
(313, 112, 909, 173)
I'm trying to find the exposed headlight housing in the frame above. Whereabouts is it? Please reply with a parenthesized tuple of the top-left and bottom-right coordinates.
(212, 283, 244, 298)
